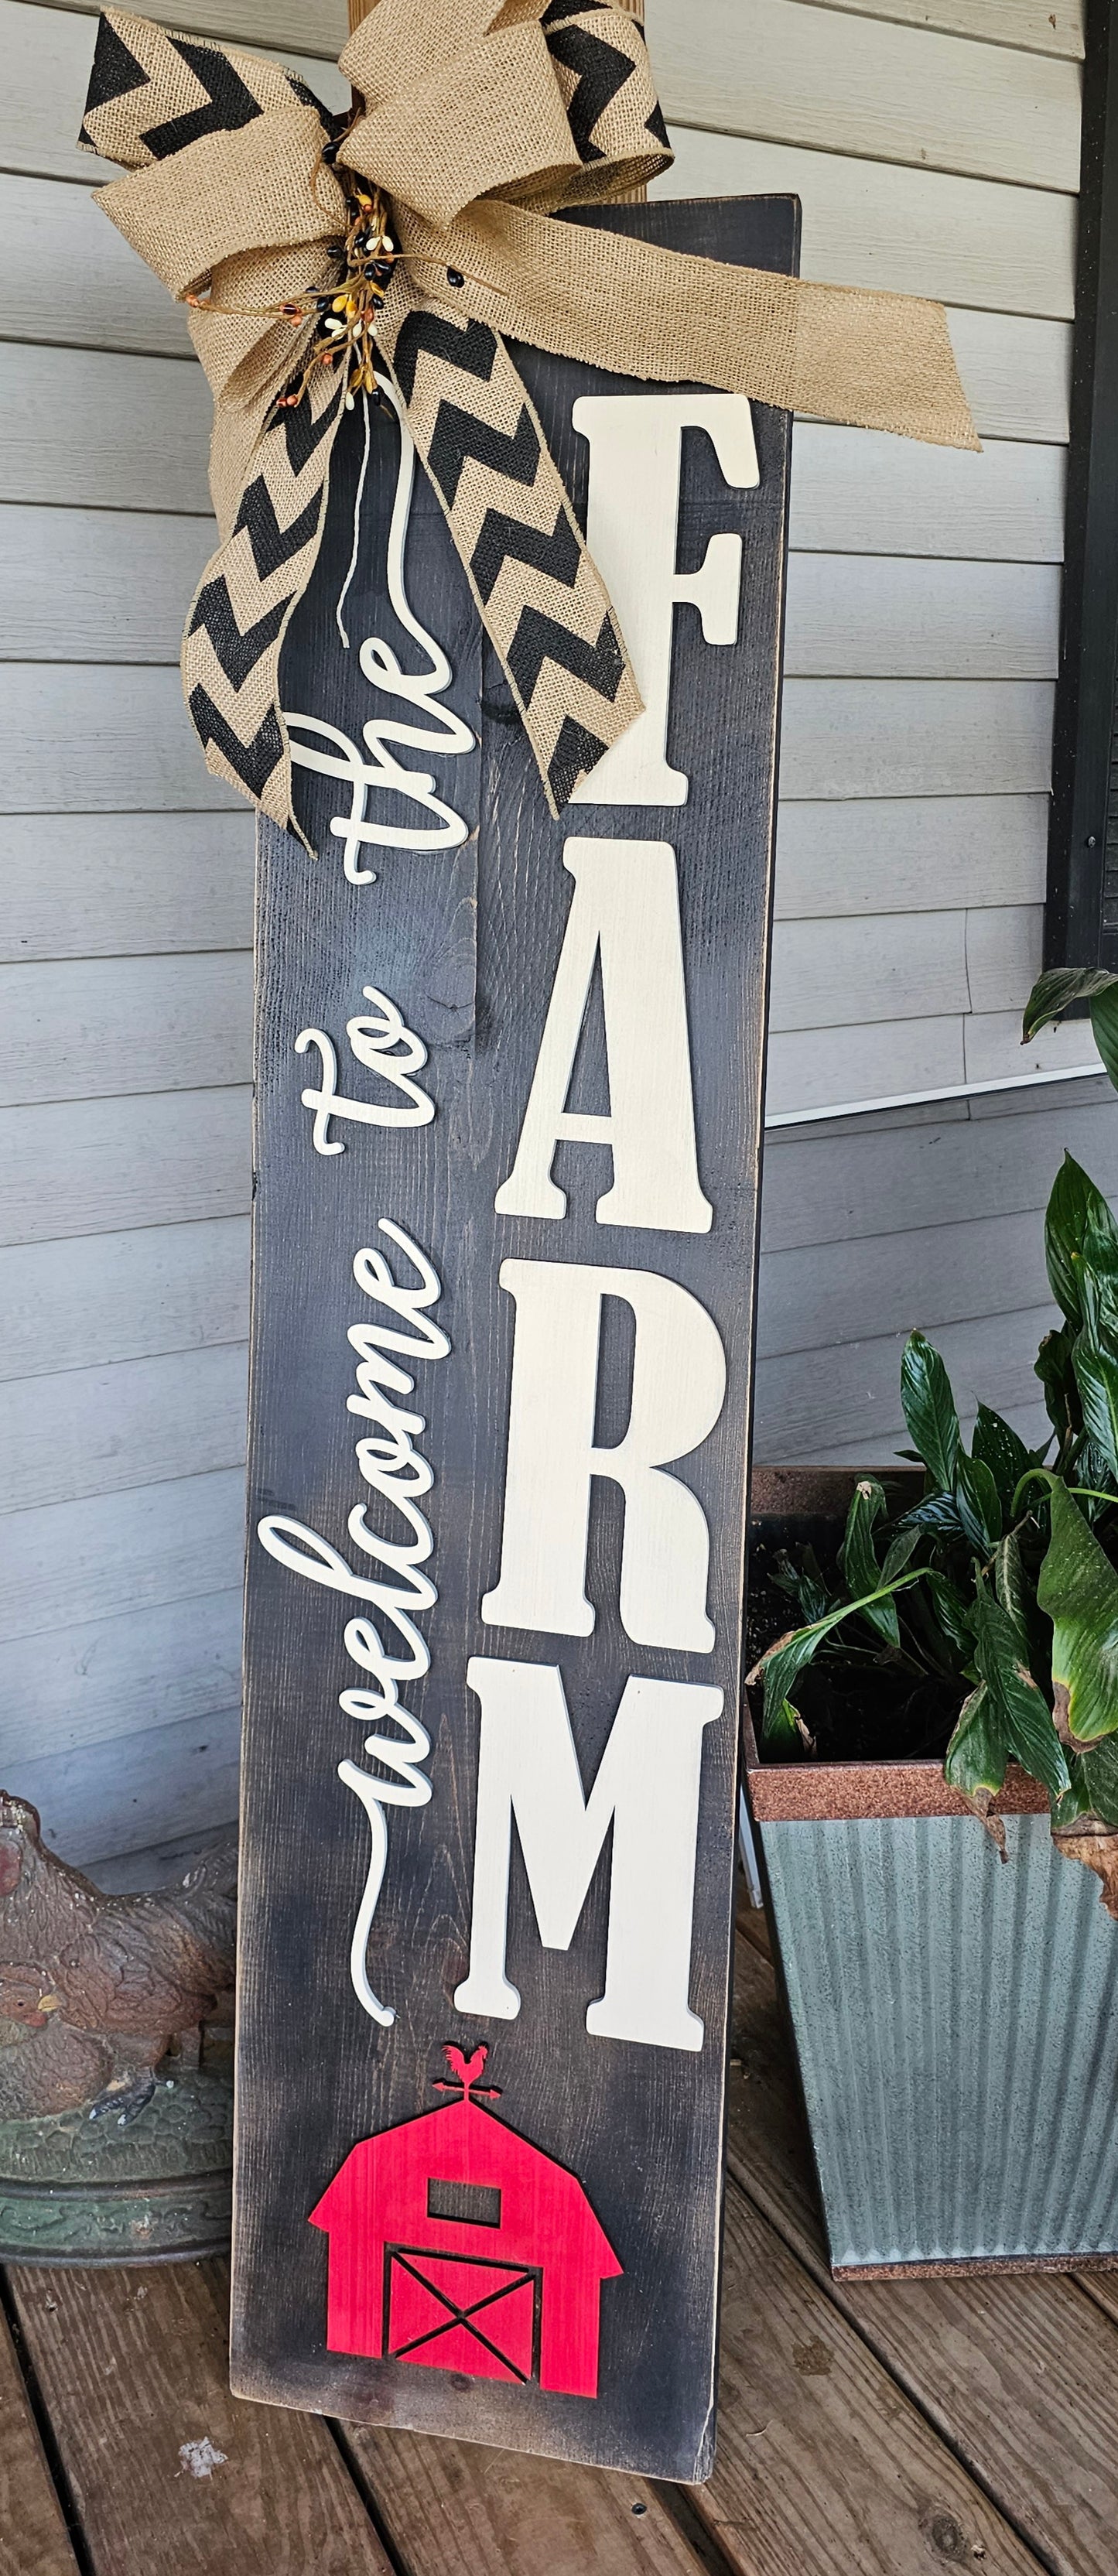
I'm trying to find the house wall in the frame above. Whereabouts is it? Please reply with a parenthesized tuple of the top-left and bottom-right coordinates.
(0, 0, 1106, 1874)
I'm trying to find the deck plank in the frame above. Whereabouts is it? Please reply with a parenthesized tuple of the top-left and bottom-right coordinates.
(728, 1929, 1118, 2576)
(0, 2299, 78, 2576)
(5, 2260, 391, 2576)
(340, 2422, 707, 2575)
(1075, 2273, 1118, 2330)
(689, 2178, 1042, 2575)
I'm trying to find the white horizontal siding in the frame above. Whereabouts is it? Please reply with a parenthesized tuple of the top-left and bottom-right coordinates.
(0, 345, 211, 515)
(1, 814, 254, 958)
(643, 0, 1081, 186)
(788, 429, 1065, 560)
(761, 1090, 1118, 1253)
(755, 1203, 1048, 1362)
(0, 1469, 247, 1641)
(784, 557, 1060, 679)
(772, 795, 1047, 917)
(0, 1086, 251, 1245)
(754, 1298, 1056, 1459)
(12, 1706, 241, 1870)
(0, 1587, 243, 1767)
(0, 505, 215, 658)
(767, 0, 1083, 57)
(0, 1216, 249, 1379)
(0, 953, 252, 1103)
(0, 1343, 248, 1512)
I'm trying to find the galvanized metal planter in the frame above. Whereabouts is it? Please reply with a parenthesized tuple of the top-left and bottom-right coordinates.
(744, 1468, 1118, 2278)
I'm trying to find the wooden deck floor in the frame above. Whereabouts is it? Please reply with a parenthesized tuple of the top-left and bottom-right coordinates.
(3, 1913, 1116, 2576)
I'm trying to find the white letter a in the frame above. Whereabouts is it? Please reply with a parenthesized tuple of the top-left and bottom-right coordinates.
(494, 837, 711, 1233)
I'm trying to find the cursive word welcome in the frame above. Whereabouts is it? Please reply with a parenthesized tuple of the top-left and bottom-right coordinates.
(284, 378, 473, 884)
(257, 1219, 450, 2027)
(296, 986, 434, 1156)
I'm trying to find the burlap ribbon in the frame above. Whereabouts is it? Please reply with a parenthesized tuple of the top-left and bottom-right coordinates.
(80, 0, 977, 830)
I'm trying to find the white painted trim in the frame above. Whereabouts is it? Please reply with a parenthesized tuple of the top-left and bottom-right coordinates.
(764, 1059, 1104, 1128)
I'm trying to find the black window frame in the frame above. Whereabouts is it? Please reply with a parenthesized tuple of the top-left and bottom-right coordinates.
(1047, 0, 1118, 970)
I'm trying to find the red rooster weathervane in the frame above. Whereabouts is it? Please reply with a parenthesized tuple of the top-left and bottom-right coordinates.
(309, 2044, 622, 2396)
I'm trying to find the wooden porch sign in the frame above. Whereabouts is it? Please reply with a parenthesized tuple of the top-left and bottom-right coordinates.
(232, 197, 795, 2482)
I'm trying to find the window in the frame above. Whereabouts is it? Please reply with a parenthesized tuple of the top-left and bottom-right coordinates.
(426, 2177, 502, 2227)
(1048, 0, 1118, 967)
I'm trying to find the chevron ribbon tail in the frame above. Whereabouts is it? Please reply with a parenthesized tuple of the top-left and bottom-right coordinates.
(382, 299, 641, 816)
(181, 367, 345, 836)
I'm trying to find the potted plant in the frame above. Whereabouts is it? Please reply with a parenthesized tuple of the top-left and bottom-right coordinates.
(744, 968, 1118, 2277)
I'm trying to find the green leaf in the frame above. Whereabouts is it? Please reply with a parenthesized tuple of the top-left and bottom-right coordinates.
(1037, 1479, 1118, 1743)
(993, 1532, 1031, 1650)
(971, 1579, 1070, 1803)
(945, 1681, 1009, 1809)
(900, 1332, 961, 1492)
(923, 1569, 975, 1657)
(1051, 1764, 1096, 1830)
(1070, 1443, 1118, 1527)
(954, 1451, 1003, 1552)
(764, 1696, 806, 1755)
(840, 1479, 899, 1647)
(747, 1572, 927, 1741)
(1044, 1155, 1118, 1327)
(1034, 1323, 1080, 1447)
(793, 1546, 833, 1627)
(997, 1528, 1053, 1704)
(1072, 1334, 1118, 1481)
(1078, 1735, 1118, 1826)
(895, 1490, 967, 1542)
(882, 1526, 919, 1582)
(1023, 966, 1118, 1042)
(972, 1405, 1032, 1519)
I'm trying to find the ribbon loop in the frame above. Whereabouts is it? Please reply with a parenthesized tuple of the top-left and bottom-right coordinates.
(345, 26, 581, 231)
(100, 110, 343, 295)
(78, 0, 978, 838)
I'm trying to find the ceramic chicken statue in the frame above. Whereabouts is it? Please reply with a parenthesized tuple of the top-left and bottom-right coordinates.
(0, 1794, 237, 2123)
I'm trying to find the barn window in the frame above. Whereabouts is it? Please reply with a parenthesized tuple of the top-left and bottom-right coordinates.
(1047, 0, 1118, 968)
(426, 2178, 502, 2227)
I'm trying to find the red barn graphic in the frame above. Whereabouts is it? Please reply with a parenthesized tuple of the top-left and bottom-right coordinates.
(309, 2046, 622, 2396)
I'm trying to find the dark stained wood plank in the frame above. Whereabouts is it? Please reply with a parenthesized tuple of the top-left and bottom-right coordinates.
(0, 2297, 78, 2576)
(340, 2420, 708, 2576)
(727, 1931, 1118, 2576)
(689, 2180, 1043, 2576)
(234, 194, 797, 2481)
(6, 2260, 392, 2576)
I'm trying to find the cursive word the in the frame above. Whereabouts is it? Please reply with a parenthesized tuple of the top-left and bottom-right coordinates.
(284, 378, 473, 884)
(296, 986, 433, 1156)
(257, 1219, 450, 2026)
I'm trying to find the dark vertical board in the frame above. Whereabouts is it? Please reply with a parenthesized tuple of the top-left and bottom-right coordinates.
(232, 198, 795, 2479)
(1045, 0, 1118, 970)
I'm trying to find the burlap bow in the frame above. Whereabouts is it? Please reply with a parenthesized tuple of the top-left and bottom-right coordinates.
(80, 0, 977, 832)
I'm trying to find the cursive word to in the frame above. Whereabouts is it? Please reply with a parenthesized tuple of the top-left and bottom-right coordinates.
(296, 986, 434, 1156)
(257, 1220, 450, 2027)
(284, 377, 473, 884)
